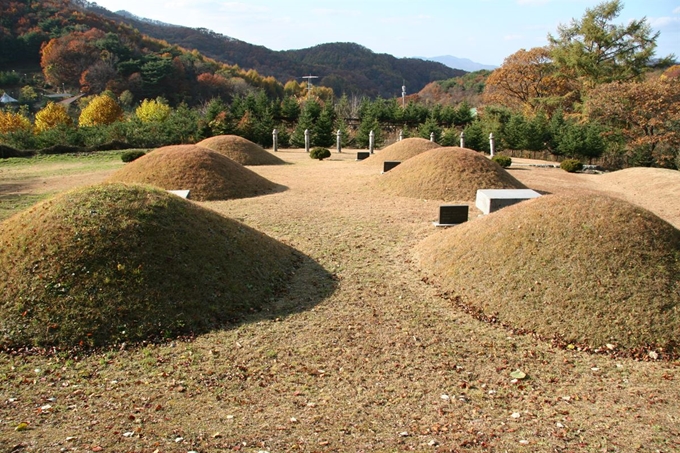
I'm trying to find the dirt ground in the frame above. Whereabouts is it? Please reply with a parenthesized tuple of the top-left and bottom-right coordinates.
(0, 149, 678, 452)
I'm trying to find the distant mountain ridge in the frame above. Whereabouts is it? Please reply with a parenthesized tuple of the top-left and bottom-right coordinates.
(416, 55, 497, 72)
(84, 5, 467, 97)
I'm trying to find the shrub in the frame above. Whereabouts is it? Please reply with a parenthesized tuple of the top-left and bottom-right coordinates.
(310, 147, 331, 160)
(560, 158, 583, 172)
(121, 150, 146, 163)
(492, 155, 512, 168)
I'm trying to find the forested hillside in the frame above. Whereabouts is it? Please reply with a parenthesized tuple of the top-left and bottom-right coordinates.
(0, 0, 283, 105)
(80, 2, 465, 97)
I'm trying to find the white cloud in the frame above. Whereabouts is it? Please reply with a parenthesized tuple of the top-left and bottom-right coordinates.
(516, 0, 550, 5)
(649, 16, 680, 28)
(673, 7, 680, 14)
(504, 34, 524, 41)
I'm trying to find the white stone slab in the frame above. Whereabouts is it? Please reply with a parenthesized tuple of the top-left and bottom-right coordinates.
(167, 190, 190, 199)
(475, 189, 541, 215)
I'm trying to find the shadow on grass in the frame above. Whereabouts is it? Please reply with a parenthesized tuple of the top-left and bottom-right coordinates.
(223, 249, 338, 328)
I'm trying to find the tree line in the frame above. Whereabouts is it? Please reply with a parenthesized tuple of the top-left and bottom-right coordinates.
(1, 0, 678, 169)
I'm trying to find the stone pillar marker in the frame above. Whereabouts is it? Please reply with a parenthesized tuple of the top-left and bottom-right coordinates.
(369, 130, 375, 154)
(399, 130, 403, 141)
(460, 131, 465, 148)
(336, 129, 342, 153)
(489, 133, 495, 157)
(430, 132, 435, 143)
(304, 129, 310, 153)
(272, 128, 278, 152)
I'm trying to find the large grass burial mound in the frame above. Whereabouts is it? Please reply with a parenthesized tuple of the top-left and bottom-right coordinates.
(0, 184, 298, 349)
(197, 134, 285, 165)
(362, 137, 441, 166)
(416, 191, 680, 357)
(107, 145, 280, 201)
(377, 147, 526, 201)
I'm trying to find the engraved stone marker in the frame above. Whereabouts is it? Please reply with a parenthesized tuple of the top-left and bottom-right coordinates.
(382, 161, 401, 173)
(433, 205, 469, 227)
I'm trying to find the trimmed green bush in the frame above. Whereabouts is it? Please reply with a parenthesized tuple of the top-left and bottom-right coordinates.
(121, 150, 146, 163)
(560, 158, 583, 173)
(492, 155, 512, 168)
(310, 147, 331, 160)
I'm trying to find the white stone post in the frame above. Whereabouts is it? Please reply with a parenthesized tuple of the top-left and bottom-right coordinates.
(489, 132, 495, 157)
(460, 131, 465, 148)
(399, 130, 403, 142)
(369, 130, 375, 154)
(430, 132, 435, 143)
(336, 129, 342, 153)
(304, 129, 310, 153)
(272, 128, 278, 152)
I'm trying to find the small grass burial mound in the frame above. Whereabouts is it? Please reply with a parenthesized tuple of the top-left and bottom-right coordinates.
(362, 137, 441, 166)
(0, 183, 299, 349)
(197, 135, 285, 165)
(377, 147, 526, 201)
(107, 145, 279, 201)
(415, 191, 680, 357)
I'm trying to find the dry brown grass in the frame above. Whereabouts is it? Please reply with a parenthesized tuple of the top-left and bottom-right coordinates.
(1, 151, 679, 452)
(376, 147, 526, 201)
(107, 145, 282, 201)
(416, 190, 680, 356)
(197, 135, 285, 165)
(362, 137, 440, 166)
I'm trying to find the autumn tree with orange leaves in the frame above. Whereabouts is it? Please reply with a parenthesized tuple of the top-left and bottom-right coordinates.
(40, 29, 106, 90)
(483, 47, 575, 116)
(586, 76, 680, 167)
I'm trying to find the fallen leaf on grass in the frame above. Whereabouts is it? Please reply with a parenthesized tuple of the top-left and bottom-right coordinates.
(510, 370, 526, 380)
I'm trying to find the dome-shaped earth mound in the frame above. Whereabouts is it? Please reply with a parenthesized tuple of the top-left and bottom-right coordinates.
(197, 135, 285, 165)
(0, 184, 299, 349)
(590, 167, 680, 229)
(362, 137, 440, 166)
(415, 191, 680, 356)
(376, 147, 526, 201)
(107, 145, 280, 201)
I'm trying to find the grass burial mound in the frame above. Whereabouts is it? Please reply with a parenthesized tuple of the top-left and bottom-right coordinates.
(416, 191, 680, 357)
(377, 147, 526, 201)
(599, 166, 680, 188)
(0, 184, 298, 349)
(362, 137, 440, 166)
(197, 134, 285, 165)
(107, 145, 279, 201)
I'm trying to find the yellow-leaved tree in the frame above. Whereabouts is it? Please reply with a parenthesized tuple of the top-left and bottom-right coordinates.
(35, 102, 73, 132)
(78, 94, 123, 127)
(0, 110, 32, 133)
(135, 98, 171, 123)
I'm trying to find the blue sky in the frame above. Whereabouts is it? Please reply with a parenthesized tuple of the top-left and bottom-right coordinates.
(91, 0, 679, 66)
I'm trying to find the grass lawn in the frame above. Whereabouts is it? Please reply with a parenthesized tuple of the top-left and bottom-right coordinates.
(0, 149, 678, 452)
